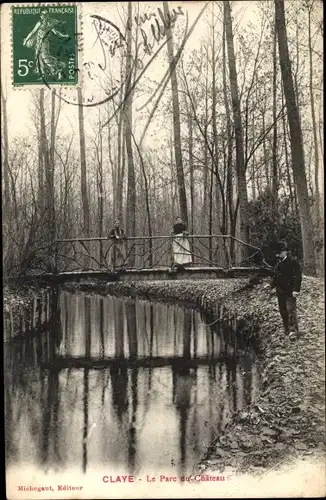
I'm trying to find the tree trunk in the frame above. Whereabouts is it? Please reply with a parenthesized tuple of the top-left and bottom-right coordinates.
(307, 5, 321, 228)
(224, 1, 250, 256)
(48, 90, 56, 242)
(169, 134, 176, 217)
(272, 16, 278, 221)
(116, 56, 127, 220)
(251, 109, 257, 201)
(107, 107, 116, 219)
(188, 109, 194, 235)
(318, 102, 324, 160)
(163, 1, 188, 226)
(201, 52, 209, 232)
(293, 21, 301, 118)
(96, 119, 104, 264)
(38, 89, 46, 212)
(1, 85, 10, 216)
(208, 157, 214, 262)
(77, 88, 90, 237)
(222, 22, 235, 263)
(125, 1, 136, 266)
(212, 12, 226, 242)
(40, 89, 54, 245)
(262, 106, 270, 190)
(281, 80, 296, 214)
(132, 134, 153, 266)
(201, 141, 209, 233)
(275, 0, 316, 275)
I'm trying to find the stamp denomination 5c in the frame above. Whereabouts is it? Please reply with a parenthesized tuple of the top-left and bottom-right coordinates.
(12, 4, 78, 86)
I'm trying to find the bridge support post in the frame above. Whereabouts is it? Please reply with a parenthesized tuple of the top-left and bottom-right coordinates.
(170, 236, 174, 271)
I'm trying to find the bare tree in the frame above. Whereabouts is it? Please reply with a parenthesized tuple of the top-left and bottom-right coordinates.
(125, 1, 136, 265)
(275, 0, 316, 275)
(1, 84, 10, 217)
(38, 89, 46, 211)
(77, 88, 90, 237)
(306, 0, 321, 228)
(222, 21, 236, 258)
(224, 1, 250, 253)
(272, 11, 278, 221)
(163, 1, 188, 226)
(47, 90, 58, 242)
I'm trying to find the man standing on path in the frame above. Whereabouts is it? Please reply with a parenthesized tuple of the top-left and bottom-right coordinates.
(266, 241, 302, 340)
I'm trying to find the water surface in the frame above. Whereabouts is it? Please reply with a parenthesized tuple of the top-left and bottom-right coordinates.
(5, 289, 260, 476)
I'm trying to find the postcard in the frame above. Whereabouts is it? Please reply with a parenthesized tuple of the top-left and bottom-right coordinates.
(2, 1, 325, 499)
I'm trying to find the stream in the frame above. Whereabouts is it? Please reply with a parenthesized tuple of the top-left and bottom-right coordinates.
(4, 288, 260, 477)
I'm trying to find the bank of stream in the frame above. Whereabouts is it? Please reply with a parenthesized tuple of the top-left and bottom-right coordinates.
(4, 276, 325, 478)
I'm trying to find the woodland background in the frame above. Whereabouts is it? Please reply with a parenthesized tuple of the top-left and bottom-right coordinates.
(1, 0, 324, 276)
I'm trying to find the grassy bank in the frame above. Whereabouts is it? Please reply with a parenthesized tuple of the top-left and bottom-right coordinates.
(64, 276, 325, 474)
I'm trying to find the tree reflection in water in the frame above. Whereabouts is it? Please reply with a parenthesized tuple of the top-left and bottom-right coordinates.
(172, 311, 194, 476)
(5, 290, 260, 476)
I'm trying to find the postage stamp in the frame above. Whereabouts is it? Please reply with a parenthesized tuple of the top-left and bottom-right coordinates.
(12, 4, 78, 86)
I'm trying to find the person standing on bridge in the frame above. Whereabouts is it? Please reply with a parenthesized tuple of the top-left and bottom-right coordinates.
(108, 219, 126, 270)
(171, 216, 192, 270)
(265, 241, 302, 340)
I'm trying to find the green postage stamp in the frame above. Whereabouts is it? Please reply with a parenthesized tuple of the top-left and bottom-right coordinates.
(12, 4, 78, 86)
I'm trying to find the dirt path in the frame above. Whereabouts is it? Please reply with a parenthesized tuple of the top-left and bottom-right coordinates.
(197, 276, 325, 475)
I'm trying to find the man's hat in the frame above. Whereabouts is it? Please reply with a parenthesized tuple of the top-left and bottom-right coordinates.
(276, 240, 289, 252)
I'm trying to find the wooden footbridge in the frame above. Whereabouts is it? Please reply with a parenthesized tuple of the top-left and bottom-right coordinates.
(21, 234, 272, 283)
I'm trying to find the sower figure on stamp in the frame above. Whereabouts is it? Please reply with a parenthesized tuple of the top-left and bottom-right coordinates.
(266, 241, 302, 340)
(23, 10, 69, 80)
(108, 219, 126, 270)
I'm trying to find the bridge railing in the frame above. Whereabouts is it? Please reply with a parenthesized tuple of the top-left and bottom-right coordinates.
(49, 235, 268, 274)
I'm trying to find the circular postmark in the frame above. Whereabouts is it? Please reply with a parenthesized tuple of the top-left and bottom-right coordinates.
(59, 14, 129, 107)
(39, 12, 129, 108)
(39, 4, 188, 110)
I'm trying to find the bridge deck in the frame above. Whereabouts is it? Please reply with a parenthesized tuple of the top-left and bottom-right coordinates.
(21, 266, 271, 283)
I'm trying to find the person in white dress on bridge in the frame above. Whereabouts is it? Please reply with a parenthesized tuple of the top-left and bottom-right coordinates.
(171, 216, 192, 270)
